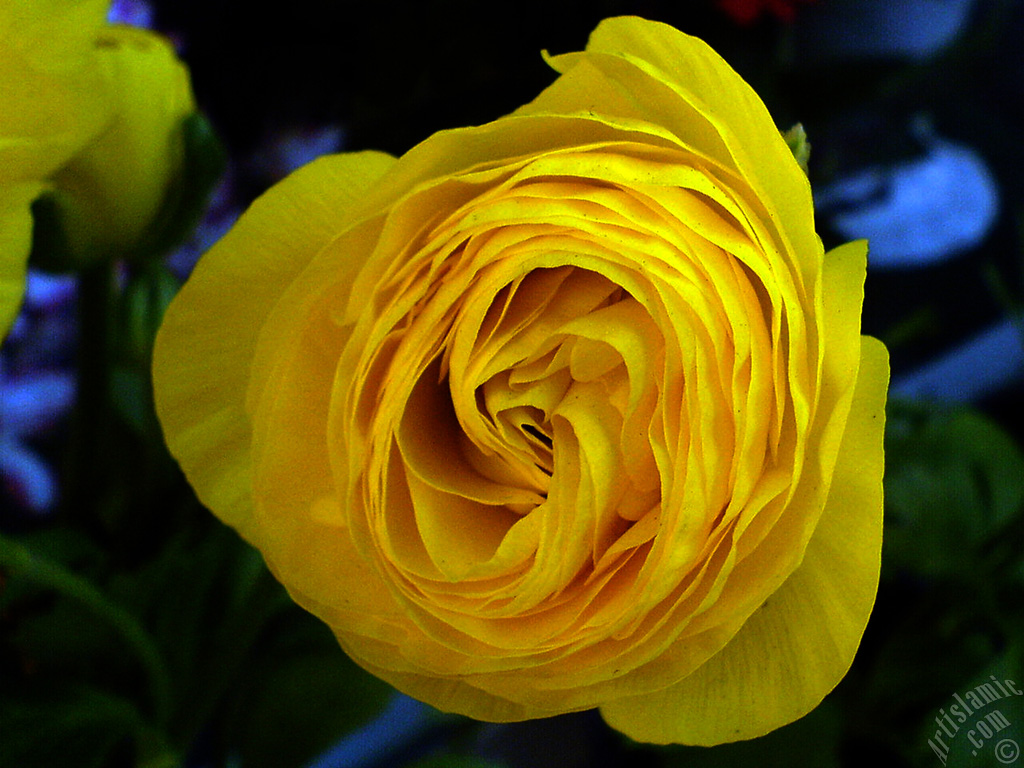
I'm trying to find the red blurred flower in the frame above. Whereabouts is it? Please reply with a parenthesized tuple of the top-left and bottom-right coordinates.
(718, 0, 818, 24)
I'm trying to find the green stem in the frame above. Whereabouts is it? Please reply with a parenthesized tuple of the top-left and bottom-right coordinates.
(0, 533, 173, 729)
(172, 551, 287, 745)
(71, 261, 115, 523)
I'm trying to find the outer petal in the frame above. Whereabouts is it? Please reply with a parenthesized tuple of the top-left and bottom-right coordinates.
(0, 183, 42, 339)
(152, 151, 395, 536)
(530, 16, 818, 286)
(600, 336, 888, 744)
(349, 656, 544, 723)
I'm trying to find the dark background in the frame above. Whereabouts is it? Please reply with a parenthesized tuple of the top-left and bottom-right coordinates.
(3, 2, 1024, 767)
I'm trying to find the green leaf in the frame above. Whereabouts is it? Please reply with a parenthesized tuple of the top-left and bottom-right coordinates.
(858, 586, 1003, 728)
(231, 649, 393, 768)
(0, 686, 174, 768)
(135, 110, 227, 261)
(118, 264, 181, 367)
(109, 363, 151, 436)
(916, 644, 1024, 768)
(26, 192, 76, 273)
(883, 401, 1024, 578)
(100, 519, 290, 746)
(783, 123, 810, 174)
(0, 533, 173, 727)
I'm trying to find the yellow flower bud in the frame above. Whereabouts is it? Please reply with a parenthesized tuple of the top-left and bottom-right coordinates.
(49, 24, 196, 264)
(1, 0, 112, 336)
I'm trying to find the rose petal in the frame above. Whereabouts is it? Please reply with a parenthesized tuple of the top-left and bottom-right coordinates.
(153, 151, 395, 536)
(600, 336, 887, 744)
(535, 17, 818, 286)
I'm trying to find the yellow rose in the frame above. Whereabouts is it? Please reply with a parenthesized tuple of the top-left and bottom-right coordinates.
(48, 24, 196, 263)
(153, 16, 889, 745)
(0, 0, 112, 336)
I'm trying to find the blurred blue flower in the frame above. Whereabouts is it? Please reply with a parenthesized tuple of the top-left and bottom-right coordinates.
(893, 318, 1024, 401)
(797, 0, 978, 61)
(1, 272, 78, 516)
(107, 0, 154, 27)
(815, 132, 999, 268)
(0, 367, 76, 515)
(305, 694, 434, 768)
(6, 272, 76, 350)
(250, 125, 346, 182)
(165, 173, 241, 279)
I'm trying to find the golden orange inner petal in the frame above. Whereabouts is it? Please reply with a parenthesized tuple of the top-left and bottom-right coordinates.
(331, 148, 804, 685)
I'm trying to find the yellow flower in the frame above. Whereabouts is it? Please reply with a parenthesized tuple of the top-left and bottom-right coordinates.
(153, 16, 889, 745)
(1, 0, 112, 336)
(48, 24, 196, 263)
(1, 1, 197, 336)
(0, 0, 113, 183)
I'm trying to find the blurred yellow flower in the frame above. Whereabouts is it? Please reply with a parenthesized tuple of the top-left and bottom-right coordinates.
(1, 0, 195, 336)
(1, 0, 110, 336)
(153, 16, 889, 745)
(49, 24, 196, 264)
(0, 0, 112, 184)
